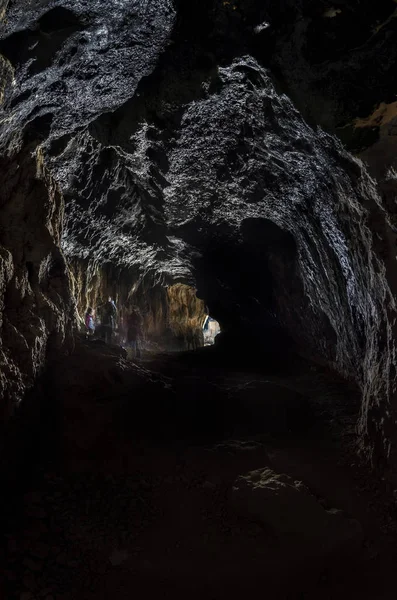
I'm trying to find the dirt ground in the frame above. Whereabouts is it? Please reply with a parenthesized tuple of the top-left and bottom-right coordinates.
(3, 341, 397, 599)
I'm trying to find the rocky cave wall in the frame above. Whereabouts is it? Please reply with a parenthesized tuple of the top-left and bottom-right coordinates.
(69, 259, 205, 350)
(0, 141, 74, 423)
(1, 1, 397, 466)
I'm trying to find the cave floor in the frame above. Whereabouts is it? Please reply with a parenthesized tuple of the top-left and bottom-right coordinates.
(3, 342, 397, 600)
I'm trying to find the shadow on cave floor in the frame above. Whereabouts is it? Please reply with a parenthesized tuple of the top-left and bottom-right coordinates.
(2, 340, 397, 599)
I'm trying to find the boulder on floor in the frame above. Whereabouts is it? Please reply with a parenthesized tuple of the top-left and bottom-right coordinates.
(231, 468, 363, 555)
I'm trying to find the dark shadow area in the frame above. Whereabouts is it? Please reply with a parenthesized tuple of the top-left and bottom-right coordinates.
(189, 218, 318, 359)
(38, 7, 82, 34)
(4, 337, 394, 600)
(0, 7, 83, 76)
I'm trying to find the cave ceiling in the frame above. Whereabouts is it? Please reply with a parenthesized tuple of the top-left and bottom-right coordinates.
(1, 0, 397, 277)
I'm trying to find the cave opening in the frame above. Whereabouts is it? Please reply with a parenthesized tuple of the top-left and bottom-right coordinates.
(164, 283, 221, 353)
(202, 314, 221, 346)
(72, 275, 222, 356)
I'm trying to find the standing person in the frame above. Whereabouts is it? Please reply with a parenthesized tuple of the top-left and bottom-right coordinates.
(120, 311, 128, 345)
(126, 308, 142, 359)
(108, 296, 117, 315)
(101, 296, 117, 344)
(85, 307, 95, 338)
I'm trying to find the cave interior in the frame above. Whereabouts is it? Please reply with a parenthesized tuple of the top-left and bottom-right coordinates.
(1, 0, 397, 598)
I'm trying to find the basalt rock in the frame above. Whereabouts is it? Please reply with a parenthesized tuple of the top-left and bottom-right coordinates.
(231, 467, 363, 555)
(0, 144, 74, 422)
(164, 58, 397, 464)
(0, 1, 397, 469)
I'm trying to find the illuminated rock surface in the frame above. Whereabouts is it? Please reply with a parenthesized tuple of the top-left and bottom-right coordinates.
(1, 3, 397, 598)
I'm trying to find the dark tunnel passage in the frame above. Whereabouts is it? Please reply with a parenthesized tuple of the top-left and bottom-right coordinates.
(192, 218, 320, 355)
(2, 1, 397, 599)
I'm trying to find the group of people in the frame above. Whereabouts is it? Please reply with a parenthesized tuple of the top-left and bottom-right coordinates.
(84, 296, 143, 358)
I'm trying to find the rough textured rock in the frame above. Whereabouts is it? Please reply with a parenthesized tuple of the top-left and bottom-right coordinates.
(166, 283, 205, 350)
(69, 261, 205, 351)
(0, 144, 74, 420)
(1, 1, 397, 469)
(232, 467, 363, 554)
(163, 58, 397, 464)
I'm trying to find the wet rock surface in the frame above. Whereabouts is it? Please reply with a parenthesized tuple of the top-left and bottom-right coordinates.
(1, 1, 397, 459)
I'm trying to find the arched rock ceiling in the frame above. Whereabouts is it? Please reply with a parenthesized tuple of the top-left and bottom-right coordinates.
(1, 1, 397, 464)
